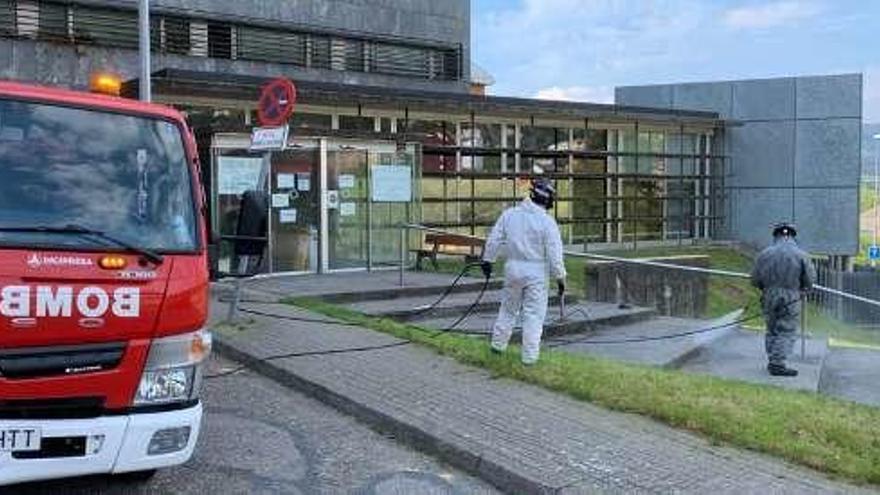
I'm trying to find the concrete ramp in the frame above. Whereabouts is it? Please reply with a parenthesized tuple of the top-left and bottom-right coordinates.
(677, 329, 828, 392)
(548, 313, 741, 368)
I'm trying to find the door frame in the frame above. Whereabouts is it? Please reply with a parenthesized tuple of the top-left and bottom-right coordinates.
(211, 134, 417, 276)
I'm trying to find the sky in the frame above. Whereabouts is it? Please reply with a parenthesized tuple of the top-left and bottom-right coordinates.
(472, 0, 880, 122)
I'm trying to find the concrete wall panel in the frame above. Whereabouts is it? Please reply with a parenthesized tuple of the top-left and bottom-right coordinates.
(672, 82, 732, 116)
(617, 73, 862, 255)
(727, 121, 794, 188)
(42, 0, 471, 92)
(795, 118, 862, 188)
(731, 78, 795, 121)
(0, 39, 467, 94)
(730, 188, 795, 249)
(794, 188, 859, 254)
(796, 74, 862, 119)
(614, 85, 673, 109)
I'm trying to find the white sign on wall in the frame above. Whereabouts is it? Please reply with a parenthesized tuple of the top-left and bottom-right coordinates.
(250, 126, 289, 150)
(371, 165, 412, 202)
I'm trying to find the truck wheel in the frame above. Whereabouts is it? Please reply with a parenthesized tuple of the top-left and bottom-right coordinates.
(116, 469, 157, 482)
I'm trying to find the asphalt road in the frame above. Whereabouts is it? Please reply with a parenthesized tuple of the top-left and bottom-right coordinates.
(5, 356, 497, 495)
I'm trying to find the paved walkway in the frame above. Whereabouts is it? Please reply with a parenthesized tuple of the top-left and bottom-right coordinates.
(211, 297, 875, 494)
(820, 346, 880, 406)
(678, 328, 827, 392)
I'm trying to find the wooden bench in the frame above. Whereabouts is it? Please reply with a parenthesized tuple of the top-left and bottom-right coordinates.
(413, 233, 485, 270)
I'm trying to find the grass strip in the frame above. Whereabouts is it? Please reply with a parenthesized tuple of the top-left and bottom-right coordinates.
(290, 296, 880, 485)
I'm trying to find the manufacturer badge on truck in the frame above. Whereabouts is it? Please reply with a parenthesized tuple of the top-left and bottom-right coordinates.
(27, 253, 94, 269)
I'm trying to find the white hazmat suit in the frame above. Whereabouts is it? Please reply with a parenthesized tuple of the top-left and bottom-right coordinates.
(483, 197, 566, 364)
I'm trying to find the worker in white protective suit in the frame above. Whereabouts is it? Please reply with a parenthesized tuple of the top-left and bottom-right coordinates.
(480, 178, 567, 365)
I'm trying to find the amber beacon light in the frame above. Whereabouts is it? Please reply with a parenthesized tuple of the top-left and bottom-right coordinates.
(99, 255, 127, 270)
(89, 73, 122, 96)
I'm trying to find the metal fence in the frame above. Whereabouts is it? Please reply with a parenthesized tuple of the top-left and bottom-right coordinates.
(812, 262, 880, 327)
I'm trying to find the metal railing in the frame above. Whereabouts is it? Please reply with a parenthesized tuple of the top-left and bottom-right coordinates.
(397, 223, 880, 310)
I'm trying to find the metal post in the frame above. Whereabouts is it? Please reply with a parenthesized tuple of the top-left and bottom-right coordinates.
(227, 255, 249, 322)
(366, 149, 373, 272)
(873, 135, 880, 266)
(399, 226, 406, 286)
(800, 294, 806, 360)
(138, 0, 151, 102)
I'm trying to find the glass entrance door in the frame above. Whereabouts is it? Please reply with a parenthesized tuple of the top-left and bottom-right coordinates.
(326, 144, 369, 271)
(212, 135, 269, 276)
(269, 142, 320, 273)
(369, 147, 418, 268)
(323, 140, 419, 272)
(210, 135, 419, 275)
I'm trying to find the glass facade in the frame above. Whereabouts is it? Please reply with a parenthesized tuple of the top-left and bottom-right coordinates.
(415, 119, 723, 247)
(183, 102, 724, 271)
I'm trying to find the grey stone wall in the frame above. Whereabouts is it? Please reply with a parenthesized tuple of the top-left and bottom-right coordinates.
(616, 74, 862, 256)
(584, 256, 710, 318)
(0, 39, 467, 93)
(1, 0, 470, 93)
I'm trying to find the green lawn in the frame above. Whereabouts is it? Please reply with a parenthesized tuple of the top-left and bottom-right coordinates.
(291, 297, 880, 486)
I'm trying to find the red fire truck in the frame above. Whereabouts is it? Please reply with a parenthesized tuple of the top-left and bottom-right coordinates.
(0, 81, 211, 485)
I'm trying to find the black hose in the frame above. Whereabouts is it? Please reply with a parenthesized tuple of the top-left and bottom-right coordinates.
(409, 261, 485, 318)
(207, 262, 491, 379)
(204, 341, 411, 379)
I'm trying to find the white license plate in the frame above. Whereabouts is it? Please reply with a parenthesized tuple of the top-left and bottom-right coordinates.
(0, 428, 41, 452)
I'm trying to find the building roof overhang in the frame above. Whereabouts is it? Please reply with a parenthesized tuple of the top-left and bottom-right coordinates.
(124, 69, 733, 127)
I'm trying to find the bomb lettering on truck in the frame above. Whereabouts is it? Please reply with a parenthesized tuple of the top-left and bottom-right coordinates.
(0, 286, 141, 318)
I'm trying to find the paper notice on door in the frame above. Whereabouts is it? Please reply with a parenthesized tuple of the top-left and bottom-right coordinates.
(297, 174, 311, 191)
(218, 156, 264, 195)
(339, 174, 356, 189)
(279, 209, 297, 223)
(340, 202, 356, 216)
(371, 165, 412, 202)
(271, 193, 290, 208)
(277, 173, 296, 189)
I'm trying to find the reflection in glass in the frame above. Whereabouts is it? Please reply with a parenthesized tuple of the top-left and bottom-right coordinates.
(0, 99, 197, 251)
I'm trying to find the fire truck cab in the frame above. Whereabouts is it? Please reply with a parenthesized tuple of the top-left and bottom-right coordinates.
(0, 81, 210, 485)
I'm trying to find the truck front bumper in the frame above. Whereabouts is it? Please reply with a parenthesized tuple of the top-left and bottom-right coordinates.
(0, 402, 202, 486)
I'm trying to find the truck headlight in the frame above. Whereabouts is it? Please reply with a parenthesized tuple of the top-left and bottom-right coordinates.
(134, 330, 212, 406)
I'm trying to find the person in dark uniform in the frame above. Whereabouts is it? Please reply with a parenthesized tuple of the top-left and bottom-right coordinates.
(750, 223, 816, 377)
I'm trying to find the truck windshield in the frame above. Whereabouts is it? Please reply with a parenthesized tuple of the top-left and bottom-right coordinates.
(0, 98, 197, 252)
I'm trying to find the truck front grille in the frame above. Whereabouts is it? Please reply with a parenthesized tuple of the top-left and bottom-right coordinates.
(0, 342, 125, 380)
(0, 397, 105, 419)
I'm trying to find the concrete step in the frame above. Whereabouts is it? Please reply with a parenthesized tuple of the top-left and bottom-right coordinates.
(344, 288, 577, 322)
(217, 271, 503, 304)
(676, 328, 828, 392)
(317, 279, 504, 304)
(414, 301, 658, 338)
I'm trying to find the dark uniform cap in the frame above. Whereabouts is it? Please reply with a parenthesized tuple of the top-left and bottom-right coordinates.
(772, 222, 797, 238)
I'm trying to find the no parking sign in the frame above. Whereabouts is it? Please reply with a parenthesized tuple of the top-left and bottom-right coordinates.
(257, 78, 297, 127)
